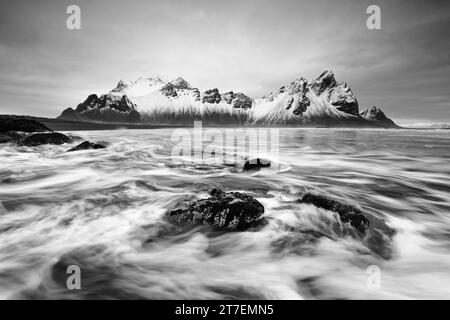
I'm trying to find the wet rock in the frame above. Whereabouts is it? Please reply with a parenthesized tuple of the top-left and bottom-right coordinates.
(243, 158, 271, 170)
(297, 193, 369, 233)
(0, 115, 51, 133)
(67, 141, 106, 152)
(167, 189, 265, 231)
(202, 88, 222, 104)
(20, 132, 72, 147)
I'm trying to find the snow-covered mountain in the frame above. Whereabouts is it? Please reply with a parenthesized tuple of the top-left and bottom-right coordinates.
(108, 76, 253, 125)
(59, 93, 140, 123)
(57, 71, 398, 127)
(360, 106, 398, 127)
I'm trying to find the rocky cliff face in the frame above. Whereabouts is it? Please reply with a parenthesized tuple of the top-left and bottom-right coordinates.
(58, 93, 141, 123)
(360, 106, 397, 127)
(252, 70, 363, 125)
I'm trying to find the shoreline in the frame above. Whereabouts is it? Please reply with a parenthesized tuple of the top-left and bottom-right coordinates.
(2, 114, 448, 132)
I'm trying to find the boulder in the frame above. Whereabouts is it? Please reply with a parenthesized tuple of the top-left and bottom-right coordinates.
(20, 132, 71, 147)
(167, 189, 265, 231)
(67, 141, 106, 152)
(0, 115, 51, 133)
(202, 88, 222, 104)
(298, 193, 369, 233)
(243, 158, 271, 171)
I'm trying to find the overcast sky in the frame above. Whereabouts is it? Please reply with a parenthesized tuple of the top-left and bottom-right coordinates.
(0, 0, 449, 123)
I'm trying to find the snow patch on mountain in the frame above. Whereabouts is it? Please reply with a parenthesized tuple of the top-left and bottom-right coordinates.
(57, 71, 398, 127)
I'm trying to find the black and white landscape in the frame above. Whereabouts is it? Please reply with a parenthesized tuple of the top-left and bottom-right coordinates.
(0, 0, 449, 301)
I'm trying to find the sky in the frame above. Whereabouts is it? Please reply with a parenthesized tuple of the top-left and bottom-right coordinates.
(0, 0, 449, 123)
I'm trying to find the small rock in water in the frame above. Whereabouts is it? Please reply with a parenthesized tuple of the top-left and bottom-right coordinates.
(20, 132, 72, 147)
(167, 188, 265, 231)
(298, 193, 369, 233)
(68, 141, 106, 152)
(243, 158, 271, 171)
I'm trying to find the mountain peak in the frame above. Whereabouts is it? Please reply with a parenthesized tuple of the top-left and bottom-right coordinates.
(169, 77, 191, 89)
(310, 70, 337, 96)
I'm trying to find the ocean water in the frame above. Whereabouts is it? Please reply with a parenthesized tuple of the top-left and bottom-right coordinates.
(0, 128, 449, 299)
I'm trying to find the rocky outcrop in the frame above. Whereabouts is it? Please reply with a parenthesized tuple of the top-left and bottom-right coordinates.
(243, 158, 271, 171)
(360, 107, 397, 127)
(20, 132, 72, 147)
(58, 93, 141, 123)
(310, 71, 337, 96)
(161, 83, 178, 98)
(167, 189, 265, 231)
(297, 193, 369, 233)
(76, 94, 137, 113)
(329, 83, 359, 116)
(67, 141, 106, 152)
(57, 107, 82, 121)
(221, 92, 253, 109)
(170, 77, 191, 90)
(0, 115, 51, 133)
(202, 88, 222, 104)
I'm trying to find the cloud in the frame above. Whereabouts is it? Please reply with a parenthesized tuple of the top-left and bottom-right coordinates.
(0, 0, 449, 121)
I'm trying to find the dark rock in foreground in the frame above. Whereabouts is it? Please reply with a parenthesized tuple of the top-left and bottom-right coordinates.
(168, 189, 265, 231)
(68, 141, 106, 152)
(0, 115, 51, 133)
(298, 193, 369, 233)
(244, 158, 271, 171)
(20, 132, 72, 147)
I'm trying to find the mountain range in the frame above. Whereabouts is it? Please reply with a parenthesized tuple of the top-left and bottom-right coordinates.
(58, 71, 398, 127)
